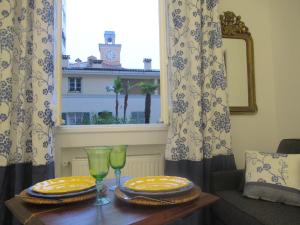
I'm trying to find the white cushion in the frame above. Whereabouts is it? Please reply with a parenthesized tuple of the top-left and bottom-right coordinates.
(243, 151, 300, 206)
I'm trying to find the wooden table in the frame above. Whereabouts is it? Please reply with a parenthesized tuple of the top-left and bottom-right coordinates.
(5, 178, 219, 225)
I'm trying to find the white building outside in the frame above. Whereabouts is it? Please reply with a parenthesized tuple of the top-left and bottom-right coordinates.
(62, 31, 160, 125)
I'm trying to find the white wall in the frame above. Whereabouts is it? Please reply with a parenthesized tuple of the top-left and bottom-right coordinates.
(219, 0, 278, 168)
(269, 0, 300, 139)
(83, 76, 114, 95)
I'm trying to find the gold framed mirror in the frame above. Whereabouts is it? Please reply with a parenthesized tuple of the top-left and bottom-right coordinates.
(220, 11, 257, 114)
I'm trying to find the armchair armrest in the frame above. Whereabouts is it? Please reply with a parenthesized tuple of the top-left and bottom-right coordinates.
(211, 169, 244, 192)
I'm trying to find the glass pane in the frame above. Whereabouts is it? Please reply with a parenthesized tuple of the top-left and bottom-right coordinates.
(75, 82, 81, 91)
(75, 113, 84, 124)
(61, 0, 160, 125)
(75, 78, 81, 83)
(68, 113, 76, 125)
(130, 111, 145, 124)
(69, 78, 75, 91)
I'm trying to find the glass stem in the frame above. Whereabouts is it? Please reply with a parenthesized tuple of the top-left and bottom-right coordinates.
(96, 178, 103, 204)
(115, 169, 121, 187)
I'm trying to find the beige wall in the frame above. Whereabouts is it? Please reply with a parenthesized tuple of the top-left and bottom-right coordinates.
(220, 0, 300, 168)
(269, 0, 300, 139)
(83, 76, 114, 95)
(220, 0, 279, 169)
(62, 75, 114, 95)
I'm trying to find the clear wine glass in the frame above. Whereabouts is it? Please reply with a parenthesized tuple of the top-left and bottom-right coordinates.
(109, 145, 127, 191)
(85, 146, 112, 205)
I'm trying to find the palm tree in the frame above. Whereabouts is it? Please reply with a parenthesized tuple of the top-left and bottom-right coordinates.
(137, 82, 159, 124)
(106, 77, 123, 120)
(122, 80, 130, 122)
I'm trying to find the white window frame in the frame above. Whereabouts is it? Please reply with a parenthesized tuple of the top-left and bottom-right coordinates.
(54, 0, 169, 127)
(68, 77, 82, 93)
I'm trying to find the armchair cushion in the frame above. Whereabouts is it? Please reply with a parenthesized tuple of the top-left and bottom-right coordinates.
(213, 190, 300, 225)
(211, 170, 244, 192)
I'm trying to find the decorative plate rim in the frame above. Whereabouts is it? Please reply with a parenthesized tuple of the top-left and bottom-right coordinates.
(120, 182, 194, 197)
(32, 176, 95, 194)
(124, 176, 190, 192)
(27, 186, 97, 199)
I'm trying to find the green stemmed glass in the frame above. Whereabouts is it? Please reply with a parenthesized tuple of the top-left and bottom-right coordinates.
(85, 146, 112, 205)
(109, 145, 127, 191)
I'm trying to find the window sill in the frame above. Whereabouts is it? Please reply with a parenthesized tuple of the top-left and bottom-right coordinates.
(55, 123, 169, 147)
(55, 123, 168, 133)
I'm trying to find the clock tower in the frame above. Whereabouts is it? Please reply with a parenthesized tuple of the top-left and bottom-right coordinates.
(99, 31, 121, 68)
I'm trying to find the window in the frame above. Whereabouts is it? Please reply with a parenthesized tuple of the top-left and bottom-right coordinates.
(130, 112, 145, 124)
(68, 112, 81, 125)
(57, 0, 168, 126)
(68, 77, 81, 93)
(63, 112, 90, 125)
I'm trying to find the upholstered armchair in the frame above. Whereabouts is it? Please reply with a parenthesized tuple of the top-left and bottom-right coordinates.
(211, 139, 300, 225)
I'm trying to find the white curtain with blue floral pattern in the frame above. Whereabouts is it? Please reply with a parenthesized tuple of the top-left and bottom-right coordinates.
(165, 1, 235, 224)
(166, 0, 232, 162)
(0, 1, 55, 224)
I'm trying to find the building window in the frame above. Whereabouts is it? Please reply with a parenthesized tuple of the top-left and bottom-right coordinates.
(130, 112, 145, 124)
(64, 112, 90, 125)
(68, 77, 81, 93)
(67, 112, 83, 125)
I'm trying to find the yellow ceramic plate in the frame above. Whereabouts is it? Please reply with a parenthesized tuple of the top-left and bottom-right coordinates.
(32, 176, 95, 194)
(124, 176, 190, 192)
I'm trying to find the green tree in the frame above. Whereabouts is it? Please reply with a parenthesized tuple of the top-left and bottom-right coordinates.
(92, 112, 124, 125)
(122, 80, 134, 122)
(106, 77, 123, 120)
(82, 113, 90, 125)
(123, 80, 129, 122)
(137, 82, 159, 124)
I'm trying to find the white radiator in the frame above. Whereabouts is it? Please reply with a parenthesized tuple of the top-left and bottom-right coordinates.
(71, 155, 163, 179)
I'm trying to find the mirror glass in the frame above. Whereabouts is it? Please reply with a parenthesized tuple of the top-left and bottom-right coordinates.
(223, 39, 248, 107)
(220, 11, 257, 114)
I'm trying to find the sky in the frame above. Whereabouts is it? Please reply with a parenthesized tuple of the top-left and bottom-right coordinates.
(65, 0, 160, 69)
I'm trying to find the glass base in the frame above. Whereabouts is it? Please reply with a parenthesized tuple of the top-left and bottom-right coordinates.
(95, 197, 111, 206)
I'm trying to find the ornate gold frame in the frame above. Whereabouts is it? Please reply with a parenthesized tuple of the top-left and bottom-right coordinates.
(220, 11, 257, 114)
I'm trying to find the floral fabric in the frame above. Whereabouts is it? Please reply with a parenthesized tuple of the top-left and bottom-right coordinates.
(166, 0, 232, 162)
(0, 0, 55, 166)
(245, 151, 300, 190)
